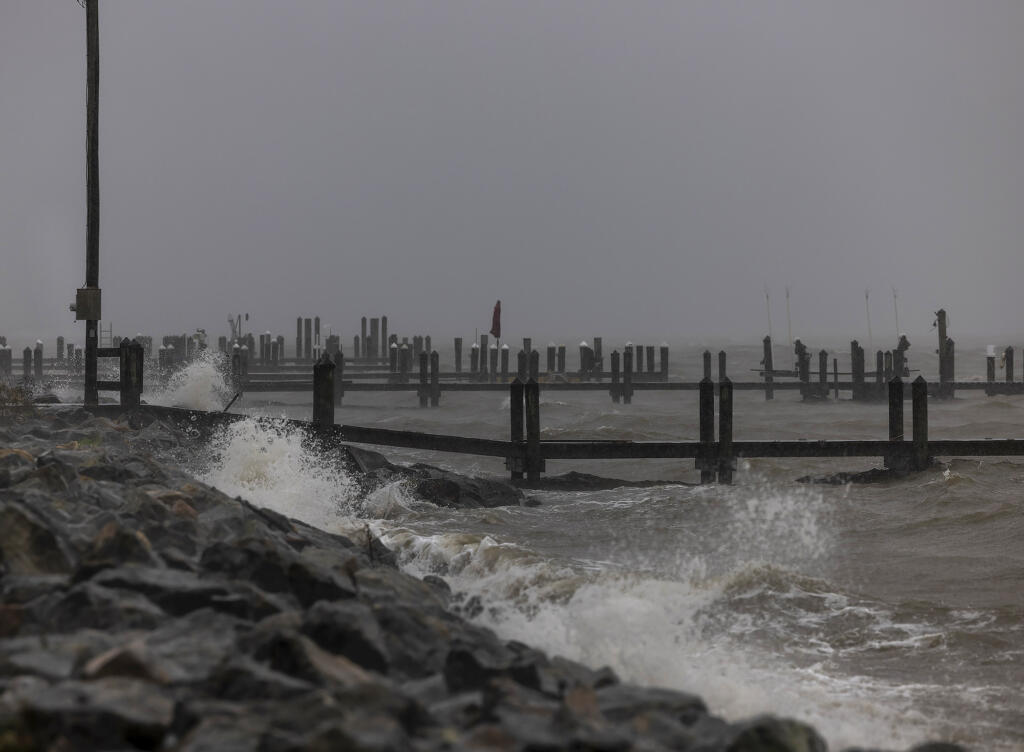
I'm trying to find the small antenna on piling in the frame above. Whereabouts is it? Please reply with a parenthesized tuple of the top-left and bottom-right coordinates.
(892, 286, 899, 339)
(785, 285, 792, 347)
(865, 288, 873, 351)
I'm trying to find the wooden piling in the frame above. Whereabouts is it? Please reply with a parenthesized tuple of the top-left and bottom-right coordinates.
(509, 378, 524, 481)
(623, 347, 633, 405)
(646, 346, 655, 376)
(885, 376, 904, 470)
(523, 338, 532, 356)
(304, 319, 313, 361)
(517, 350, 527, 380)
(833, 358, 839, 400)
(699, 377, 715, 484)
(529, 349, 540, 381)
(912, 376, 929, 470)
(987, 354, 996, 385)
(470, 344, 479, 375)
(884, 350, 893, 381)
(762, 336, 774, 400)
(489, 346, 499, 383)
(500, 345, 509, 381)
(557, 345, 566, 374)
(57, 336, 65, 362)
(361, 317, 368, 359)
(334, 348, 345, 406)
(276, 336, 285, 364)
(818, 350, 828, 398)
(718, 377, 734, 484)
(119, 339, 143, 408)
(400, 344, 411, 383)
(525, 379, 541, 482)
(717, 350, 727, 380)
(610, 350, 621, 403)
(430, 351, 440, 406)
(33, 343, 43, 381)
(593, 337, 603, 374)
(314, 317, 321, 359)
(851, 341, 864, 400)
(875, 351, 884, 387)
(479, 335, 489, 376)
(22, 348, 31, 383)
(370, 318, 380, 359)
(579, 342, 594, 380)
(454, 337, 463, 373)
(389, 343, 398, 379)
(660, 345, 669, 382)
(547, 344, 556, 374)
(1005, 346, 1014, 383)
(945, 340, 956, 398)
(312, 352, 335, 428)
(418, 351, 429, 407)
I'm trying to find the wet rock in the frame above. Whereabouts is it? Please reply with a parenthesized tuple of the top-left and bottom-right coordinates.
(301, 600, 390, 673)
(0, 500, 76, 576)
(24, 581, 167, 633)
(10, 677, 174, 750)
(411, 467, 524, 508)
(725, 715, 827, 752)
(596, 683, 707, 726)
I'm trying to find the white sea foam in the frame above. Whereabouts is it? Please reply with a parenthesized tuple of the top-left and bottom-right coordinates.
(147, 350, 233, 412)
(380, 480, 934, 750)
(196, 417, 359, 533)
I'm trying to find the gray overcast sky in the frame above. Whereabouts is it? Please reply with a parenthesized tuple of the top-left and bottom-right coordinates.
(2, 1, 1023, 346)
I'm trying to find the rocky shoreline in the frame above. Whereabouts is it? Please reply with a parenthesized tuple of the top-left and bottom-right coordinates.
(0, 408, 963, 751)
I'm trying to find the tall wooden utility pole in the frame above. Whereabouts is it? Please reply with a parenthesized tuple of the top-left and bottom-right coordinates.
(83, 0, 100, 405)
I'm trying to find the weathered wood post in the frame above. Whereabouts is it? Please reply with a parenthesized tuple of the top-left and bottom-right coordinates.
(119, 339, 143, 408)
(454, 337, 463, 373)
(851, 341, 864, 400)
(885, 376, 905, 470)
(230, 344, 241, 392)
(400, 344, 411, 383)
(68, 343, 75, 363)
(276, 336, 284, 365)
(479, 335, 489, 377)
(304, 318, 313, 361)
(334, 348, 345, 407)
(240, 345, 249, 384)
(557, 345, 566, 374)
(579, 341, 593, 380)
(0, 347, 10, 378)
(430, 351, 440, 407)
(1005, 346, 1014, 383)
(610, 350, 621, 403)
(296, 318, 302, 360)
(547, 344, 556, 374)
(509, 378, 524, 481)
(635, 345, 643, 374)
(314, 318, 321, 359)
(912, 376, 929, 471)
(875, 352, 884, 398)
(818, 350, 828, 399)
(312, 352, 335, 428)
(762, 336, 774, 400)
(717, 350, 727, 380)
(987, 350, 996, 388)
(33, 342, 43, 381)
(884, 350, 893, 382)
(500, 344, 509, 381)
(936, 308, 949, 388)
(470, 343, 479, 375)
(389, 342, 398, 381)
(22, 348, 31, 383)
(718, 376, 734, 484)
(529, 349, 540, 381)
(488, 345, 499, 383)
(659, 344, 669, 382)
(370, 318, 380, 359)
(360, 317, 368, 359)
(622, 347, 633, 405)
(418, 351, 429, 407)
(699, 377, 715, 484)
(381, 317, 388, 359)
(833, 358, 839, 400)
(412, 336, 421, 358)
(524, 379, 542, 482)
(523, 338, 532, 356)
(517, 350, 527, 380)
(646, 346, 655, 376)
(702, 350, 712, 380)
(56, 336, 65, 363)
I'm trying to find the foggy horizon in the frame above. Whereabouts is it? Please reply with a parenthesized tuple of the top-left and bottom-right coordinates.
(3, 1, 1024, 348)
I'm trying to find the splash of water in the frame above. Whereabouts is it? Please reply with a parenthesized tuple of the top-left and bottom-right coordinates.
(147, 350, 233, 411)
(196, 417, 359, 533)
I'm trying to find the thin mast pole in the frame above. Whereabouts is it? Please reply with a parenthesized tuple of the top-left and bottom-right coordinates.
(84, 0, 100, 405)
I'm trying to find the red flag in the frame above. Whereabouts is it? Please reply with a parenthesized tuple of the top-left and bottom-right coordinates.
(489, 300, 501, 339)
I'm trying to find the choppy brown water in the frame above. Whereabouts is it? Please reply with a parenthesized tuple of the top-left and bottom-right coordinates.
(161, 338, 1023, 751)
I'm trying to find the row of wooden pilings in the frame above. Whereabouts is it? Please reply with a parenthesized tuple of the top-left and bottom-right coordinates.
(308, 349, 933, 484)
